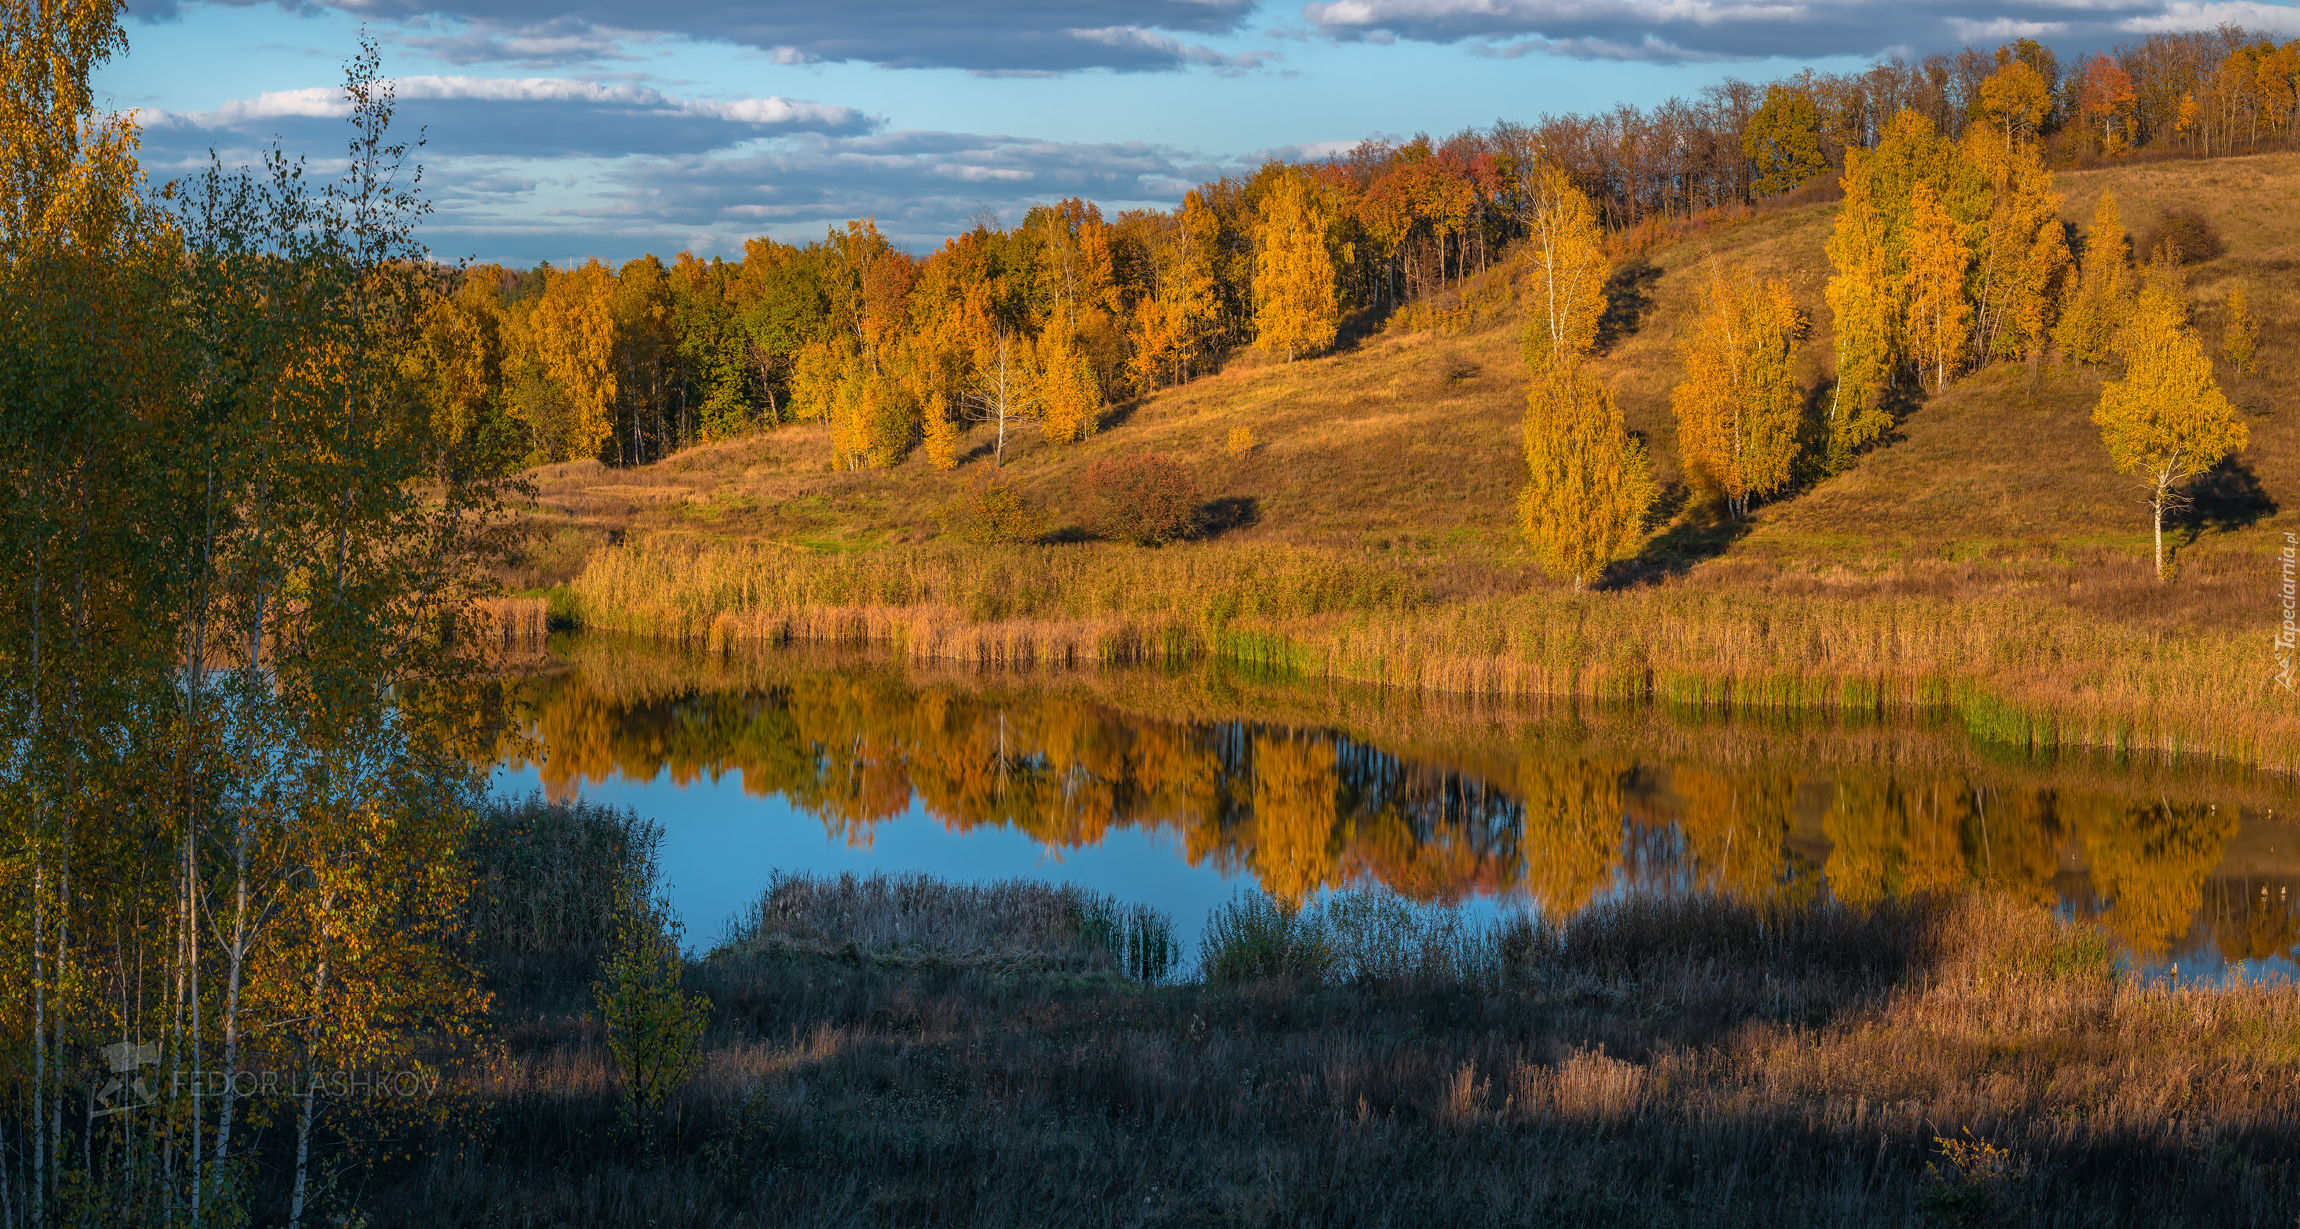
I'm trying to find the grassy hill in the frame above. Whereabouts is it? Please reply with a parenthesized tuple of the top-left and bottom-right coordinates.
(510, 154, 2300, 768)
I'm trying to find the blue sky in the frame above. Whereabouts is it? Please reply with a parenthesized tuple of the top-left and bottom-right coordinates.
(102, 0, 2300, 265)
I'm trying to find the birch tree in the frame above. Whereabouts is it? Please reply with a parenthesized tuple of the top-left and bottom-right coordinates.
(2056, 192, 2133, 364)
(2094, 272, 2248, 579)
(1519, 365, 1655, 590)
(1518, 162, 1611, 376)
(1901, 180, 1973, 394)
(1672, 273, 1806, 519)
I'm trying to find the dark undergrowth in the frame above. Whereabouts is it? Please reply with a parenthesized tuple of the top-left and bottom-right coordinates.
(326, 801, 2300, 1227)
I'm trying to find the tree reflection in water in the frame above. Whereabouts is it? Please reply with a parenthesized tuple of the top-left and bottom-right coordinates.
(503, 643, 2300, 972)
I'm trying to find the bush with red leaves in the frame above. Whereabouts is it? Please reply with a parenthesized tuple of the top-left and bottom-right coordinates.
(1081, 452, 1198, 545)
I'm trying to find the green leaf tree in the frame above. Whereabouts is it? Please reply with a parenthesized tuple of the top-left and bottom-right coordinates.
(1744, 83, 1829, 197)
(594, 882, 712, 1150)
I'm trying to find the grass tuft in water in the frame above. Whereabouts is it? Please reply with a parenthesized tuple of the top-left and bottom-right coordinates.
(1199, 887, 1538, 987)
(720, 870, 1179, 980)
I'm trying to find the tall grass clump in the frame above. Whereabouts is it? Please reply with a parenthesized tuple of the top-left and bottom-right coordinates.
(471, 594, 550, 649)
(718, 871, 1179, 980)
(1200, 887, 1535, 987)
(468, 794, 663, 975)
(1079, 896, 1182, 982)
(1199, 890, 1335, 982)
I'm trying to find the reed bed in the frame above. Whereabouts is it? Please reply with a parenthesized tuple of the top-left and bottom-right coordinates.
(718, 870, 1180, 981)
(466, 793, 662, 1007)
(472, 594, 551, 650)
(572, 537, 2300, 773)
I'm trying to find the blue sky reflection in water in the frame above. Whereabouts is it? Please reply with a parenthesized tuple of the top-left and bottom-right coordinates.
(494, 647, 2300, 982)
(491, 759, 1260, 953)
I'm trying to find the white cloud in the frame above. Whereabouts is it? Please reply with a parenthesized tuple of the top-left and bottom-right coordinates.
(141, 75, 878, 163)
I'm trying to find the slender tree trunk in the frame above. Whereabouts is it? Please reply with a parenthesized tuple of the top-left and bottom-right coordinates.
(25, 526, 45, 1227)
(30, 856, 43, 1229)
(287, 917, 331, 1229)
(208, 820, 251, 1208)
(2153, 489, 2165, 579)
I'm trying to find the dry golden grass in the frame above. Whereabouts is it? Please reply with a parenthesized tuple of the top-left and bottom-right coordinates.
(472, 595, 549, 642)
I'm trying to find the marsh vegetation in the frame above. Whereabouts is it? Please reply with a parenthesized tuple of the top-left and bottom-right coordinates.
(361, 796, 2300, 1227)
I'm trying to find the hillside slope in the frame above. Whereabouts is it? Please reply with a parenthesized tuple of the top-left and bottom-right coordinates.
(516, 154, 2296, 623)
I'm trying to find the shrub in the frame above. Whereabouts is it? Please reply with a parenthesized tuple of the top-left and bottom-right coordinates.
(2142, 207, 2223, 265)
(947, 472, 1046, 544)
(1083, 450, 1197, 545)
(593, 884, 710, 1150)
(1225, 426, 1255, 456)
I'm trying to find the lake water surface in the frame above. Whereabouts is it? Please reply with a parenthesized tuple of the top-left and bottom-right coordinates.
(494, 637, 2300, 980)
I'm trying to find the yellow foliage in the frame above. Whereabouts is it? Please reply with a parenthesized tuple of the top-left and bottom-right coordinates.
(1823, 148, 1896, 468)
(1671, 272, 1805, 518)
(1250, 734, 1341, 905)
(1035, 326, 1101, 444)
(1966, 129, 2070, 363)
(1672, 768, 1794, 901)
(832, 365, 917, 470)
(2063, 793, 2237, 959)
(922, 388, 960, 470)
(2092, 271, 2248, 577)
(1975, 59, 2053, 147)
(408, 277, 506, 447)
(524, 260, 621, 462)
(2055, 192, 2132, 365)
(2223, 283, 2258, 375)
(1824, 777, 1971, 905)
(1519, 364, 1654, 589)
(1252, 167, 1340, 361)
(1519, 163, 1610, 375)
(1901, 180, 1973, 395)
(1129, 191, 1226, 388)
(0, 0, 137, 255)
(1516, 759, 1626, 916)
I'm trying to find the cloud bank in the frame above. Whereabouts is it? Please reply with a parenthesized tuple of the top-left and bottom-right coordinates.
(1299, 0, 2300, 63)
(140, 76, 1216, 262)
(150, 0, 1267, 72)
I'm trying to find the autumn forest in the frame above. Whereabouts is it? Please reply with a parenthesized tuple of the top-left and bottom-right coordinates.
(6, 0, 2300, 1222)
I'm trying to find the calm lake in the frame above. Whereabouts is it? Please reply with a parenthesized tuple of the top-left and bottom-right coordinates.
(493, 636, 2300, 980)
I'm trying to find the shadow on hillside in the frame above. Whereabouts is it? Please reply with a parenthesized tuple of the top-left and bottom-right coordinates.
(1197, 495, 1260, 538)
(1592, 257, 1660, 355)
(1602, 486, 1749, 587)
(2180, 457, 2278, 546)
(1093, 397, 1145, 434)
